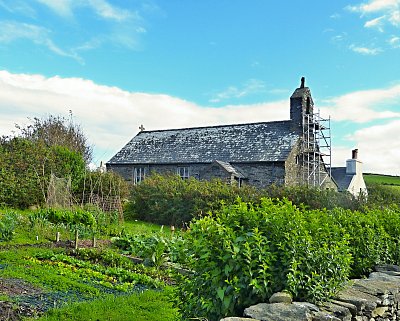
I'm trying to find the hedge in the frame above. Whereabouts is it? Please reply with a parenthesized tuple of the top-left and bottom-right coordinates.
(176, 199, 400, 321)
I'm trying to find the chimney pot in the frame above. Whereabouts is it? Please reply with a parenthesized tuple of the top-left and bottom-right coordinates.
(352, 149, 358, 160)
(300, 77, 305, 88)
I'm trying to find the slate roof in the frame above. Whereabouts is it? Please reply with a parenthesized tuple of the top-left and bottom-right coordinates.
(108, 120, 300, 165)
(330, 167, 354, 191)
(214, 160, 246, 179)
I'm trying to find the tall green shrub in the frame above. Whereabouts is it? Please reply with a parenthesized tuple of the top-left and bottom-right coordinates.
(129, 173, 259, 225)
(0, 137, 86, 208)
(176, 198, 352, 321)
(0, 211, 18, 241)
(327, 207, 394, 277)
(128, 174, 365, 226)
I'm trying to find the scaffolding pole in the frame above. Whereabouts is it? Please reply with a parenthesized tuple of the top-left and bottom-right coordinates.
(301, 109, 331, 187)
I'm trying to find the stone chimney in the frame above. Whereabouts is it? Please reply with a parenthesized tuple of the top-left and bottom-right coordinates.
(290, 77, 314, 130)
(346, 149, 362, 175)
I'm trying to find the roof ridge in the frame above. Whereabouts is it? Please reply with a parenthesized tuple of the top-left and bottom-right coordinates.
(139, 119, 292, 134)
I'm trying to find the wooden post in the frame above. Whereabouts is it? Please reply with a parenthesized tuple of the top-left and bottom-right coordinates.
(56, 232, 60, 242)
(75, 229, 79, 250)
(92, 235, 96, 248)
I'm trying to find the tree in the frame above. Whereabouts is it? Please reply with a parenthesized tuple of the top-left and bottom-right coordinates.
(0, 113, 89, 208)
(16, 113, 92, 164)
(0, 137, 49, 207)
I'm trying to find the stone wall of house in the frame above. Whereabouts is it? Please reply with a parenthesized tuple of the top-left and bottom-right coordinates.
(106, 163, 210, 182)
(221, 265, 400, 321)
(284, 141, 337, 190)
(107, 162, 288, 188)
(201, 163, 234, 183)
(234, 162, 286, 188)
(284, 141, 302, 187)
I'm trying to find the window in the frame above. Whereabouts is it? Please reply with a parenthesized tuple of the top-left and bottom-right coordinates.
(133, 167, 146, 185)
(177, 167, 190, 179)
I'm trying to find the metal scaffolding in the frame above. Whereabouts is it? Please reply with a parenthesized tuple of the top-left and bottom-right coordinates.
(300, 109, 332, 187)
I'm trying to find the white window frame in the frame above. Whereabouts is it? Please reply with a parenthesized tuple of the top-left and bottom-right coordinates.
(133, 167, 146, 185)
(177, 166, 190, 179)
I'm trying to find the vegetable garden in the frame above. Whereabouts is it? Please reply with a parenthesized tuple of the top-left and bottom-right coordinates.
(2, 174, 400, 321)
(1, 114, 400, 321)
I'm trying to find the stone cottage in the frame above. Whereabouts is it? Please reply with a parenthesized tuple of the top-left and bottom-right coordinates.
(331, 149, 368, 197)
(106, 78, 337, 189)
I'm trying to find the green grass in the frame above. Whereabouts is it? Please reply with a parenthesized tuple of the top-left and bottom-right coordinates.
(364, 173, 400, 186)
(0, 207, 168, 247)
(121, 220, 172, 235)
(25, 288, 179, 321)
(0, 247, 179, 320)
(0, 208, 181, 321)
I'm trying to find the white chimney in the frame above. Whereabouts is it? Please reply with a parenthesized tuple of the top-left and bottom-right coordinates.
(346, 149, 362, 175)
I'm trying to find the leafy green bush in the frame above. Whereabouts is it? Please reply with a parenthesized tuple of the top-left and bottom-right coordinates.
(31, 208, 96, 228)
(129, 173, 261, 225)
(0, 137, 86, 208)
(264, 184, 365, 211)
(0, 210, 18, 241)
(365, 184, 400, 208)
(112, 232, 187, 269)
(176, 198, 352, 320)
(128, 174, 365, 226)
(327, 208, 389, 277)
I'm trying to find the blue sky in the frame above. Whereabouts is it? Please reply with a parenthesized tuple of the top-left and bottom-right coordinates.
(0, 0, 400, 174)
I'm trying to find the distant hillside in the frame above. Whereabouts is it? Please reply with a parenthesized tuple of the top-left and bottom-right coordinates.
(364, 173, 400, 187)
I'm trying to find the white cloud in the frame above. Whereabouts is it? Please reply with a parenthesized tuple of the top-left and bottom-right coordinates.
(388, 35, 400, 47)
(0, 21, 83, 63)
(320, 83, 400, 123)
(34, 0, 148, 51)
(364, 15, 386, 31)
(35, 0, 136, 21)
(343, 120, 400, 175)
(209, 79, 267, 103)
(347, 0, 400, 29)
(0, 1, 151, 59)
(1, 70, 399, 174)
(0, 0, 36, 17)
(389, 9, 400, 25)
(87, 0, 134, 21)
(349, 44, 382, 55)
(331, 32, 348, 43)
(347, 0, 399, 14)
(35, 0, 73, 17)
(0, 71, 288, 165)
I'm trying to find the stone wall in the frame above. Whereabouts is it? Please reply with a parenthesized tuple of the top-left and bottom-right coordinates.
(233, 162, 285, 188)
(107, 162, 287, 188)
(284, 140, 337, 190)
(221, 265, 400, 321)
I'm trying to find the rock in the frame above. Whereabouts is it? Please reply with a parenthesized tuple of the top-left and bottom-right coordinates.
(353, 278, 399, 296)
(293, 302, 320, 312)
(269, 292, 292, 304)
(312, 311, 341, 321)
(244, 303, 312, 321)
(330, 300, 357, 317)
(374, 264, 400, 272)
(323, 301, 352, 321)
(371, 306, 388, 318)
(335, 287, 380, 312)
(220, 317, 260, 321)
(369, 272, 400, 284)
(380, 270, 400, 277)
